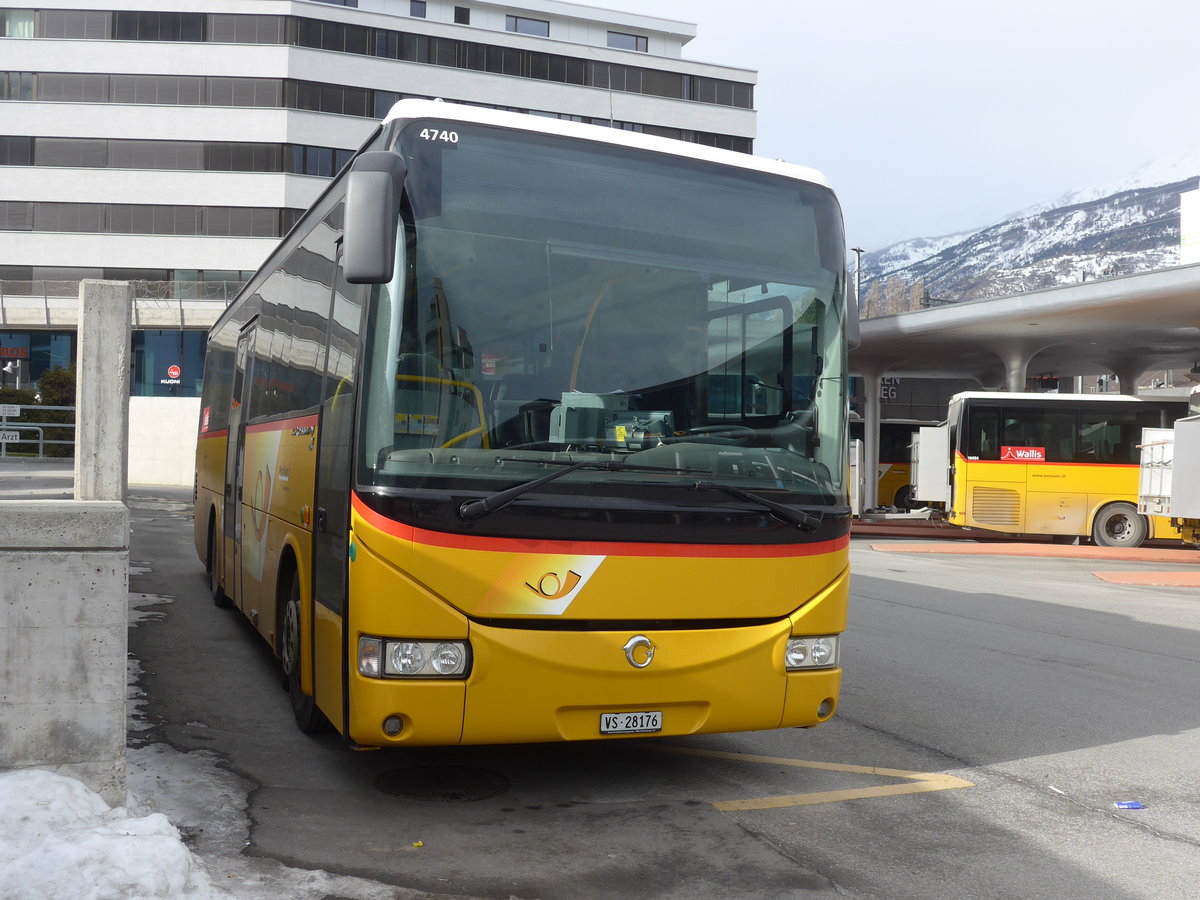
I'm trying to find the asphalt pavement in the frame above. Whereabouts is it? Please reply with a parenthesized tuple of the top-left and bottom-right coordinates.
(7, 465, 1200, 898)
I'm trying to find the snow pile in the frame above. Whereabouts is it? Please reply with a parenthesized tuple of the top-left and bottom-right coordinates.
(0, 769, 227, 900)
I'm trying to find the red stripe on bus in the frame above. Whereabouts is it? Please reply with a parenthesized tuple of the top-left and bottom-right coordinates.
(954, 451, 1135, 468)
(198, 429, 230, 439)
(351, 492, 848, 558)
(245, 415, 320, 435)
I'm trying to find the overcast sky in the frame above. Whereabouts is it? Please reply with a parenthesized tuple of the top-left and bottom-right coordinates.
(629, 0, 1200, 250)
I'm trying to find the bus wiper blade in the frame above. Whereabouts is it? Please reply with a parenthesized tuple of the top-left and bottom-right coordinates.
(458, 460, 706, 521)
(690, 481, 822, 533)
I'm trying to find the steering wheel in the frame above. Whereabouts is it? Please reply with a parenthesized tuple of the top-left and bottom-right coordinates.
(675, 424, 756, 445)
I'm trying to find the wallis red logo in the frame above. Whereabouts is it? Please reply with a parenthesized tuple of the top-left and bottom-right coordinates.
(1001, 445, 1046, 461)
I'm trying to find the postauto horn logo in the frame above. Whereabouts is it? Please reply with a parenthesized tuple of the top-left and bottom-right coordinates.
(525, 569, 582, 601)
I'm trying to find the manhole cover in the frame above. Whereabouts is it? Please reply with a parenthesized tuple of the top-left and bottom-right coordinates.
(374, 765, 510, 801)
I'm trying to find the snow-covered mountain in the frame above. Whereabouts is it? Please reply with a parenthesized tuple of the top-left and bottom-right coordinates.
(859, 153, 1200, 311)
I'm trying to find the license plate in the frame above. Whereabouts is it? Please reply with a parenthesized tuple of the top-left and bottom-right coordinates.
(600, 711, 662, 735)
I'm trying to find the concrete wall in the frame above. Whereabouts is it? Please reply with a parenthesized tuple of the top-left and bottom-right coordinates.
(0, 502, 130, 805)
(0, 281, 132, 805)
(129, 397, 202, 488)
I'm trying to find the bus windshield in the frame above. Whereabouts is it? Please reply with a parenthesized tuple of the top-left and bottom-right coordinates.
(358, 119, 848, 506)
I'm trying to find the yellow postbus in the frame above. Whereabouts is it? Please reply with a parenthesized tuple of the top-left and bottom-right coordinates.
(193, 101, 854, 747)
(916, 391, 1186, 547)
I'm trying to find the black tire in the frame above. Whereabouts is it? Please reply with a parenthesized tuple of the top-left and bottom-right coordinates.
(281, 572, 332, 733)
(207, 520, 233, 609)
(1091, 502, 1148, 548)
(893, 484, 913, 509)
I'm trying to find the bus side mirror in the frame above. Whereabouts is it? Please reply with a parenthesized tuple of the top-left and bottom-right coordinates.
(344, 151, 408, 284)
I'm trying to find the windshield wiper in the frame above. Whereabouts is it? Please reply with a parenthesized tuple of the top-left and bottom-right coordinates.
(457, 460, 706, 521)
(690, 481, 822, 532)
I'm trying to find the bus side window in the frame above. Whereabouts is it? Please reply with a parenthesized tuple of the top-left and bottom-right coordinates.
(966, 407, 999, 459)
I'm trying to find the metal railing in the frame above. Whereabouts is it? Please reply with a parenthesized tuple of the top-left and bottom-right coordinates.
(0, 279, 247, 305)
(0, 405, 76, 459)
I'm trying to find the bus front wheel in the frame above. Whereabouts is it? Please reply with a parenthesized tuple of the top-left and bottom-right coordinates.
(207, 519, 232, 609)
(281, 573, 331, 734)
(1091, 502, 1148, 548)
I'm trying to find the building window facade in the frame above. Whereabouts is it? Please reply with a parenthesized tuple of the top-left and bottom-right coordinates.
(409, 1, 426, 17)
(0, 72, 751, 149)
(0, 331, 74, 391)
(1, 9, 35, 38)
(0, 136, 352, 176)
(0, 201, 300, 237)
(0, 13, 754, 110)
(506, 15, 549, 37)
(607, 31, 647, 52)
(131, 329, 207, 397)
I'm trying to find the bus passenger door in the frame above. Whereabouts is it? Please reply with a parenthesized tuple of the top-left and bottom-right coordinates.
(914, 424, 950, 505)
(311, 250, 364, 732)
(222, 323, 257, 606)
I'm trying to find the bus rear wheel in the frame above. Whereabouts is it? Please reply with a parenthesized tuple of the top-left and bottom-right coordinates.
(281, 573, 332, 734)
(1091, 502, 1148, 548)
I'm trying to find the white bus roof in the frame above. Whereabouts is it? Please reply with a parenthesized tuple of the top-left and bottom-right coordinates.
(381, 99, 833, 191)
(948, 391, 1180, 404)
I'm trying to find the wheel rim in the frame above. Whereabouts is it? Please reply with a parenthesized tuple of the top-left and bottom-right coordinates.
(282, 600, 299, 676)
(1105, 513, 1135, 544)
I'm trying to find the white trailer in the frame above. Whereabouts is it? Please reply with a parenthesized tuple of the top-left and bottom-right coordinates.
(1139, 386, 1200, 547)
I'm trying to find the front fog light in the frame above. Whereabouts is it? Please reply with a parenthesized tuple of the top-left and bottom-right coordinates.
(785, 636, 839, 670)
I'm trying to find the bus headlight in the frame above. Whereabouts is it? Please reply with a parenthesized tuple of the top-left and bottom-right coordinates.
(358, 636, 471, 679)
(785, 636, 839, 670)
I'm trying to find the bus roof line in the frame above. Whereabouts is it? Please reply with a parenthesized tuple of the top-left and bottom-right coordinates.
(381, 99, 833, 190)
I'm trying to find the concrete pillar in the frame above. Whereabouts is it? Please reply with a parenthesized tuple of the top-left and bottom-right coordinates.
(1114, 367, 1143, 396)
(999, 346, 1033, 393)
(0, 278, 135, 803)
(74, 281, 131, 502)
(860, 370, 883, 511)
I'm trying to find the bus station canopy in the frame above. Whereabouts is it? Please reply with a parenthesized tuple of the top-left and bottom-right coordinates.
(850, 262, 1200, 391)
(847, 262, 1200, 510)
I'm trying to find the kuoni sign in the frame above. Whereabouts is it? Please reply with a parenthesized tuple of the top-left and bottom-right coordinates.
(1001, 445, 1046, 462)
(160, 363, 182, 386)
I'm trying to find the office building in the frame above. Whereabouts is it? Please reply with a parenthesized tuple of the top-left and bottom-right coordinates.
(0, 0, 757, 396)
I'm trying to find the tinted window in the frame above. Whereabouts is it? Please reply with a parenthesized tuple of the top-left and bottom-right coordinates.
(0, 136, 34, 165)
(39, 10, 109, 39)
(607, 32, 647, 52)
(506, 16, 549, 37)
(37, 73, 108, 102)
(36, 138, 107, 167)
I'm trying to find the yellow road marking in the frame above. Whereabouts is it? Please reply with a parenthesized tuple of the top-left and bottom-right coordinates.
(659, 745, 974, 811)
